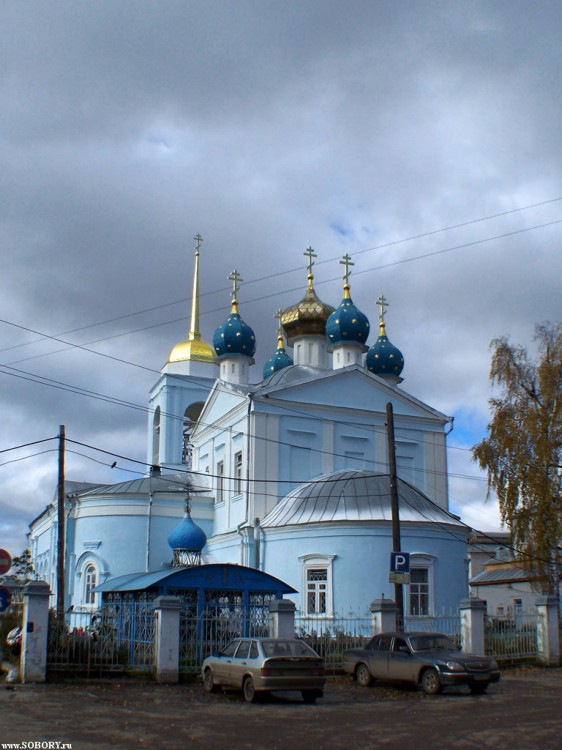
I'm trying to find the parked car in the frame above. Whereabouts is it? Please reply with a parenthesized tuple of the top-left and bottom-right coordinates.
(343, 631, 500, 695)
(202, 637, 326, 703)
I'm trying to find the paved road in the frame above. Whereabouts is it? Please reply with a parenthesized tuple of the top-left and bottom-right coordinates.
(1, 667, 561, 750)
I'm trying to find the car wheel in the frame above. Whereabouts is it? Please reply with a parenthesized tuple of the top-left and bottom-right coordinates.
(356, 663, 372, 688)
(421, 668, 442, 695)
(203, 668, 219, 693)
(243, 676, 257, 703)
(302, 690, 322, 704)
(470, 683, 488, 694)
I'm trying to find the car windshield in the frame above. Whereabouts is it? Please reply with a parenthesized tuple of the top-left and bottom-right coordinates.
(409, 635, 459, 652)
(261, 640, 317, 657)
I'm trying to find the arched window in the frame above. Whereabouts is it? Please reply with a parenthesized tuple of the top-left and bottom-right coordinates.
(152, 407, 161, 465)
(182, 402, 204, 467)
(84, 564, 97, 606)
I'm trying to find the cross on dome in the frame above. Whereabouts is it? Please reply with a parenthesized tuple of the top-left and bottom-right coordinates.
(228, 269, 243, 312)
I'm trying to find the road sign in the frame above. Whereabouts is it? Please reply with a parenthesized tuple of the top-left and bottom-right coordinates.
(0, 548, 12, 576)
(389, 551, 410, 584)
(0, 586, 11, 612)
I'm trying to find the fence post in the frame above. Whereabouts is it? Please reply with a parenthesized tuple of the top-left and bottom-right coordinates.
(21, 581, 51, 683)
(459, 597, 486, 654)
(269, 599, 296, 638)
(535, 595, 560, 666)
(370, 599, 397, 635)
(153, 596, 181, 683)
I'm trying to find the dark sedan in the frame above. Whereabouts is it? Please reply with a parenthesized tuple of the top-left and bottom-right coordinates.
(202, 637, 326, 703)
(343, 631, 500, 694)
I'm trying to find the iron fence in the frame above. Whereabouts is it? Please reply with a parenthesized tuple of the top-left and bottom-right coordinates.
(485, 612, 539, 661)
(47, 602, 155, 675)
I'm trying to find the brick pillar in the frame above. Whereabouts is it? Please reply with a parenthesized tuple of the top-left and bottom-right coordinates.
(460, 597, 486, 654)
(536, 595, 560, 666)
(269, 599, 296, 638)
(21, 581, 51, 683)
(153, 596, 181, 683)
(370, 599, 397, 635)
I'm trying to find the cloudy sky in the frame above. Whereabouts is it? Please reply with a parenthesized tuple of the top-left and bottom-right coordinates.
(1, 0, 560, 556)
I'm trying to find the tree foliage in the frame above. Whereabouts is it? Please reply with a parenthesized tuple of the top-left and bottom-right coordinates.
(473, 322, 562, 594)
(3, 548, 35, 582)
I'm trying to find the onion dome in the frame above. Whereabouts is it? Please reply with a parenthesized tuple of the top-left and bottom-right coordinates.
(168, 511, 207, 567)
(326, 255, 369, 347)
(281, 246, 335, 342)
(213, 270, 256, 358)
(263, 311, 294, 378)
(167, 234, 215, 365)
(366, 294, 404, 379)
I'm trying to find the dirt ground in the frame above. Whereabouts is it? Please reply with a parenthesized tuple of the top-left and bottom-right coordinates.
(1, 666, 561, 750)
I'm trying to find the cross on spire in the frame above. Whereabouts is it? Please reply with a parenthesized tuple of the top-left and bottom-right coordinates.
(376, 294, 389, 325)
(194, 233, 203, 253)
(304, 246, 317, 276)
(340, 253, 354, 286)
(228, 269, 243, 305)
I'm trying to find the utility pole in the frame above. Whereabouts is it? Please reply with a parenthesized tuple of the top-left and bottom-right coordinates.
(386, 403, 404, 628)
(57, 424, 65, 617)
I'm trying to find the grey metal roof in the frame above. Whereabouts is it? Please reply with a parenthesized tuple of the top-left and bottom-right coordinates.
(78, 472, 190, 497)
(470, 565, 531, 586)
(262, 470, 464, 528)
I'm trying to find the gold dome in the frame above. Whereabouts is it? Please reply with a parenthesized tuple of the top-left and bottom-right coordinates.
(167, 338, 215, 364)
(281, 246, 335, 340)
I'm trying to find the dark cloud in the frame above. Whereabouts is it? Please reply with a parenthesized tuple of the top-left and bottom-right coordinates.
(1, 0, 561, 551)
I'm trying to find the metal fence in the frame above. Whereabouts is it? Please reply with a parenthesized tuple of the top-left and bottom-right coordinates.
(47, 602, 156, 676)
(295, 613, 372, 673)
(485, 612, 539, 661)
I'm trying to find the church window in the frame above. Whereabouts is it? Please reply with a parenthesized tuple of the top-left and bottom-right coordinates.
(234, 451, 243, 494)
(84, 564, 97, 606)
(299, 554, 336, 616)
(306, 568, 328, 614)
(152, 407, 161, 465)
(409, 568, 429, 616)
(216, 460, 224, 503)
(182, 402, 204, 468)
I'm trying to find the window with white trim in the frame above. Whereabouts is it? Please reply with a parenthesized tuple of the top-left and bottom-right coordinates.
(216, 460, 224, 504)
(299, 554, 336, 616)
(409, 568, 429, 615)
(234, 451, 243, 495)
(84, 564, 97, 606)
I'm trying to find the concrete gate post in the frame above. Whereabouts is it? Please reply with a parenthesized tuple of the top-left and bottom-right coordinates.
(269, 599, 296, 638)
(535, 595, 560, 666)
(370, 599, 397, 635)
(153, 596, 181, 683)
(21, 581, 51, 683)
(460, 597, 486, 655)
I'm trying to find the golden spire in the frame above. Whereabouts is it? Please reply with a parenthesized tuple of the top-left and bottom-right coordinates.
(376, 293, 389, 336)
(274, 309, 284, 349)
(166, 234, 215, 364)
(304, 246, 317, 292)
(340, 253, 354, 299)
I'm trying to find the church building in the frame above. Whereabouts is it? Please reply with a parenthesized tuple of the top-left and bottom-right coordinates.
(29, 236, 469, 619)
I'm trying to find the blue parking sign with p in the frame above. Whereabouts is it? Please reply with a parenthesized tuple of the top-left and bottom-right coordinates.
(390, 552, 410, 573)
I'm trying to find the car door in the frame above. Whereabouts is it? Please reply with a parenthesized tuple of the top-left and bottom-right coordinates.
(366, 634, 393, 678)
(214, 639, 239, 684)
(388, 637, 418, 682)
(229, 640, 252, 687)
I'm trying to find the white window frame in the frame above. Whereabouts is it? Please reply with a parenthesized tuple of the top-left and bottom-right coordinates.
(216, 459, 224, 504)
(234, 451, 243, 495)
(84, 563, 98, 607)
(405, 554, 435, 617)
(298, 554, 336, 617)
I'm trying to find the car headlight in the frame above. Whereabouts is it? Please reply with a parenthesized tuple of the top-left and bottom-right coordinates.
(444, 661, 465, 672)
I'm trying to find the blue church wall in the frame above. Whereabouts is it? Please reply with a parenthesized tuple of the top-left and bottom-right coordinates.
(278, 415, 324, 488)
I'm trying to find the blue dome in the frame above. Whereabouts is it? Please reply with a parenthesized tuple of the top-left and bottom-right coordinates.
(366, 333, 404, 377)
(326, 296, 370, 346)
(213, 312, 256, 358)
(167, 516, 207, 551)
(263, 346, 293, 379)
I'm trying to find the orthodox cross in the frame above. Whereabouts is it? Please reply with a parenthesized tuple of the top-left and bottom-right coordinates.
(376, 293, 389, 324)
(340, 253, 354, 285)
(274, 308, 284, 341)
(304, 246, 317, 275)
(194, 233, 203, 254)
(228, 269, 243, 302)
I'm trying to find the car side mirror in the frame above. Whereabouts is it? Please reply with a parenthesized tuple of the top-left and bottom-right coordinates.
(399, 645, 410, 654)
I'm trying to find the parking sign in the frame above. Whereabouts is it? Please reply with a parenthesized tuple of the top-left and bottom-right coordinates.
(389, 551, 410, 584)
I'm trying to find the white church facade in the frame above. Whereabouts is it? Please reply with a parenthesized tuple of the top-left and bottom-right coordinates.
(29, 238, 469, 619)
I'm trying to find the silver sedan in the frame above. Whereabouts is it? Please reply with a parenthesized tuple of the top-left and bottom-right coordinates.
(202, 637, 326, 703)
